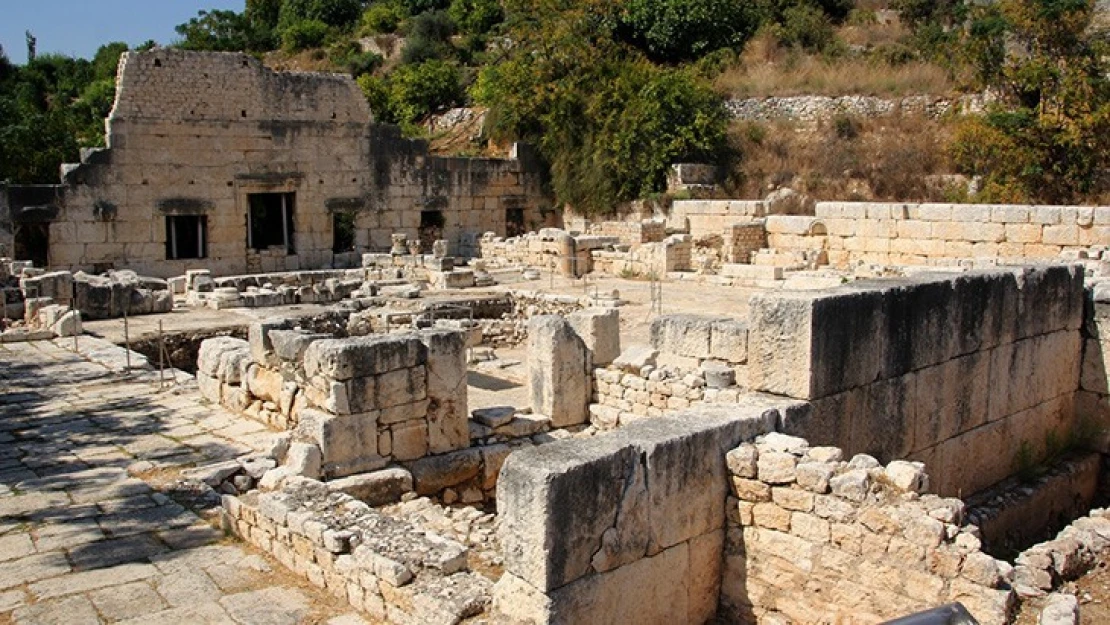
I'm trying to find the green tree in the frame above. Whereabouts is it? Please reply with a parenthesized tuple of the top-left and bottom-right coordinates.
(951, 0, 1110, 203)
(279, 0, 364, 29)
(474, 0, 730, 214)
(175, 10, 252, 51)
(617, 0, 759, 62)
(359, 58, 461, 127)
(449, 0, 504, 36)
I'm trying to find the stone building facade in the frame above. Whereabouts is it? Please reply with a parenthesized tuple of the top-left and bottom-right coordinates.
(2, 49, 550, 278)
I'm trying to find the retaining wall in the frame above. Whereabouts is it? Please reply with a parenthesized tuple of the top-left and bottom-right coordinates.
(749, 265, 1085, 496)
(766, 202, 1110, 267)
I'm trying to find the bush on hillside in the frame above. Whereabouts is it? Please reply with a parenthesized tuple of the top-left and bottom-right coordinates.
(361, 3, 407, 34)
(282, 19, 332, 51)
(359, 59, 461, 128)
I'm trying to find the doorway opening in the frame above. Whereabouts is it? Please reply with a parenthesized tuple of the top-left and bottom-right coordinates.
(248, 192, 295, 254)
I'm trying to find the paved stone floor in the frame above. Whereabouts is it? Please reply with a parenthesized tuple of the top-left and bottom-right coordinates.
(0, 339, 371, 624)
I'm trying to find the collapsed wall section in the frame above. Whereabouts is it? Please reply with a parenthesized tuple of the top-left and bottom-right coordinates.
(747, 265, 1085, 496)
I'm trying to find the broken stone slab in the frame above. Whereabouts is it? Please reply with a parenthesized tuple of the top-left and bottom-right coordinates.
(406, 448, 482, 496)
(183, 460, 242, 487)
(612, 345, 658, 374)
(700, 361, 736, 389)
(471, 406, 515, 428)
(269, 330, 330, 362)
(328, 467, 414, 506)
(567, 308, 621, 367)
(495, 414, 551, 438)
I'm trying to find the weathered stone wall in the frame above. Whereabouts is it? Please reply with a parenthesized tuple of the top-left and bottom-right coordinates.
(1078, 284, 1110, 453)
(766, 202, 1110, 267)
(724, 93, 988, 124)
(723, 221, 767, 264)
(197, 326, 470, 478)
(721, 434, 1014, 624)
(0, 183, 11, 257)
(590, 235, 693, 277)
(492, 403, 788, 624)
(586, 219, 667, 246)
(46, 49, 548, 278)
(749, 265, 1085, 496)
(670, 200, 767, 239)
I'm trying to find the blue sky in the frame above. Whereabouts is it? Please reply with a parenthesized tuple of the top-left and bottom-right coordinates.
(1, 1, 245, 64)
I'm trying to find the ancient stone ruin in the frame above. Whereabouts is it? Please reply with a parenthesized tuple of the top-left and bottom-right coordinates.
(3, 49, 1110, 625)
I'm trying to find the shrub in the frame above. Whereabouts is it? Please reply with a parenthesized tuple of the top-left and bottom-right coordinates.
(401, 10, 456, 64)
(448, 0, 503, 35)
(778, 4, 837, 53)
(618, 0, 759, 62)
(361, 3, 406, 34)
(281, 19, 331, 51)
(279, 0, 363, 29)
(359, 59, 461, 127)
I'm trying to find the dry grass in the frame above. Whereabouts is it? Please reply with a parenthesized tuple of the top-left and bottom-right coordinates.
(714, 25, 956, 98)
(725, 114, 961, 202)
(715, 54, 955, 98)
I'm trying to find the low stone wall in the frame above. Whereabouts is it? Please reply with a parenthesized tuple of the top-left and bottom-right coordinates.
(766, 202, 1110, 267)
(590, 235, 692, 277)
(721, 434, 1014, 624)
(1011, 506, 1110, 599)
(586, 219, 667, 246)
(670, 200, 766, 238)
(724, 94, 988, 124)
(749, 265, 1085, 496)
(723, 221, 767, 264)
(222, 477, 494, 624)
(197, 325, 470, 479)
(491, 403, 788, 624)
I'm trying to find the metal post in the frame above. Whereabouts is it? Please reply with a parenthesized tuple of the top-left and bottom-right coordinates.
(123, 306, 131, 371)
(157, 320, 165, 388)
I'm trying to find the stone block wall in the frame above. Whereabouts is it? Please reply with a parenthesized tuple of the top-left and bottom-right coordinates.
(1078, 284, 1110, 452)
(44, 49, 548, 278)
(723, 221, 767, 264)
(590, 235, 692, 277)
(721, 434, 1014, 625)
(198, 325, 470, 479)
(586, 219, 667, 246)
(748, 265, 1085, 496)
(492, 403, 787, 624)
(765, 202, 1110, 267)
(670, 200, 767, 238)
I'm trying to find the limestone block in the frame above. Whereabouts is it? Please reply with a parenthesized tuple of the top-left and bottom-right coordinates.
(567, 308, 621, 367)
(987, 331, 1081, 422)
(328, 467, 413, 506)
(527, 316, 590, 428)
(391, 421, 429, 461)
(709, 320, 748, 364)
(612, 345, 658, 373)
(51, 310, 82, 337)
(246, 364, 284, 404)
(420, 330, 470, 454)
(304, 334, 426, 382)
(296, 408, 384, 478)
(197, 336, 249, 378)
(406, 448, 482, 495)
(269, 330, 329, 363)
(497, 404, 777, 592)
(914, 351, 990, 448)
(249, 318, 296, 367)
(495, 539, 705, 625)
(285, 442, 322, 479)
(650, 315, 724, 359)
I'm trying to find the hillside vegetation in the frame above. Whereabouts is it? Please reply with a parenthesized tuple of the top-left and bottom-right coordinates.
(1, 0, 1109, 211)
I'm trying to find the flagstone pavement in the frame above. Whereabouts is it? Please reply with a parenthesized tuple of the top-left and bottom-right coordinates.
(0, 338, 374, 625)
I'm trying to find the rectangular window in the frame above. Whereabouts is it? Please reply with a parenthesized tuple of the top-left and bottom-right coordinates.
(332, 212, 356, 254)
(419, 209, 445, 251)
(248, 192, 295, 254)
(165, 215, 207, 260)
